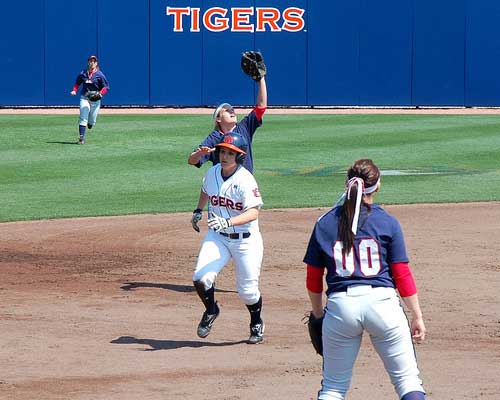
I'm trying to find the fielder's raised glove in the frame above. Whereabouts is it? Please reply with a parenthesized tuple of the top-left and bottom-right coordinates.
(191, 208, 203, 232)
(305, 311, 324, 356)
(87, 91, 102, 102)
(207, 214, 232, 232)
(241, 51, 267, 82)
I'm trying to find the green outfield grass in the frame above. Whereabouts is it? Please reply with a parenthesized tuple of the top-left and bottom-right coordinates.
(0, 113, 499, 222)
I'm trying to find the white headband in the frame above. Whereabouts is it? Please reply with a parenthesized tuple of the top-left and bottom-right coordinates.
(213, 103, 232, 122)
(334, 177, 381, 234)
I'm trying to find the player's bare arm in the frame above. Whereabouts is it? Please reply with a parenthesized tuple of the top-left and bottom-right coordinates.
(402, 294, 426, 343)
(188, 146, 215, 165)
(307, 290, 324, 319)
(196, 191, 209, 211)
(256, 77, 267, 108)
(227, 206, 259, 226)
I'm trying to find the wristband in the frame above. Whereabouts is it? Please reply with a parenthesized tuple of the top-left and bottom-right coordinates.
(193, 208, 202, 213)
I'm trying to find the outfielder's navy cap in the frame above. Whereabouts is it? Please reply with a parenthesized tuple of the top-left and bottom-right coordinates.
(88, 55, 98, 62)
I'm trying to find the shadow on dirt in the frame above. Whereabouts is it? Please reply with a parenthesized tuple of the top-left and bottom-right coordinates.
(110, 335, 246, 350)
(120, 282, 237, 293)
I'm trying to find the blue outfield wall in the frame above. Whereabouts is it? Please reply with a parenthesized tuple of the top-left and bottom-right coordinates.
(1, 0, 500, 107)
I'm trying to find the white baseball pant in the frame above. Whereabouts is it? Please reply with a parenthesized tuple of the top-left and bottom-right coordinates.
(318, 285, 425, 400)
(193, 229, 263, 305)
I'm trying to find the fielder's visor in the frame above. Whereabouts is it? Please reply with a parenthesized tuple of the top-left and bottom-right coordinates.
(213, 103, 233, 121)
(88, 55, 98, 62)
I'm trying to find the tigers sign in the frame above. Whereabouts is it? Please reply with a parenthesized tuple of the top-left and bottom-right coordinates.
(166, 6, 306, 32)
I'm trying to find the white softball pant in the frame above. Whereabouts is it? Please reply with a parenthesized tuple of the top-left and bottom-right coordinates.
(193, 229, 263, 305)
(318, 285, 425, 400)
(79, 96, 101, 127)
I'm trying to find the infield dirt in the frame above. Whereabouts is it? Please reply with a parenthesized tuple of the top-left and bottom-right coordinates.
(1, 203, 499, 399)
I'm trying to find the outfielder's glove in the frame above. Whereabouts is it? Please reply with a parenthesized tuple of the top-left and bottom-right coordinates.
(87, 91, 102, 102)
(241, 51, 267, 82)
(207, 214, 232, 232)
(305, 312, 324, 356)
(191, 208, 203, 232)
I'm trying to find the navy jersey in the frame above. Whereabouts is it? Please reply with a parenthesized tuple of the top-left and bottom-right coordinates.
(303, 204, 409, 295)
(195, 110, 262, 173)
(74, 69, 109, 96)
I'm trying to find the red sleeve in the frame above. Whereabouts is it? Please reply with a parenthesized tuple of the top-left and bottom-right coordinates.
(253, 105, 267, 121)
(306, 264, 324, 293)
(100, 87, 108, 95)
(72, 84, 80, 92)
(390, 262, 417, 297)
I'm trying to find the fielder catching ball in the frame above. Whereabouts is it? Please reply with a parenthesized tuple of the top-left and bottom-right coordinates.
(304, 159, 427, 400)
(70, 55, 109, 145)
(191, 133, 265, 344)
(188, 51, 267, 174)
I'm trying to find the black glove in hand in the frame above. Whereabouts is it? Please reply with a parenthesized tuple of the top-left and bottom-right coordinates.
(241, 51, 267, 82)
(191, 208, 202, 232)
(86, 91, 102, 101)
(307, 312, 324, 356)
(207, 214, 232, 232)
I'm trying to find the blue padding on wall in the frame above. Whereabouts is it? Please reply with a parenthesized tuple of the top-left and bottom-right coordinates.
(201, 0, 255, 106)
(412, 0, 465, 106)
(307, 0, 360, 106)
(45, 0, 98, 106)
(0, 1, 45, 106)
(254, 0, 307, 106)
(98, 1, 149, 106)
(150, 0, 203, 106)
(202, 33, 254, 107)
(2, 0, 500, 107)
(465, 0, 500, 106)
(359, 0, 413, 106)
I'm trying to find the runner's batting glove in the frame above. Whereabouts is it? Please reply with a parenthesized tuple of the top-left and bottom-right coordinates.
(207, 214, 232, 232)
(191, 208, 203, 232)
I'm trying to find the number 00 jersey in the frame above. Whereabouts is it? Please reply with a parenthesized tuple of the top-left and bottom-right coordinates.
(303, 204, 409, 295)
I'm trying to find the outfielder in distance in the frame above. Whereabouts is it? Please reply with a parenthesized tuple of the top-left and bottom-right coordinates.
(304, 159, 427, 400)
(191, 133, 265, 344)
(188, 51, 267, 174)
(70, 55, 110, 145)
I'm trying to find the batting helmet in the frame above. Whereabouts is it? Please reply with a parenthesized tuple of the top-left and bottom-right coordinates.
(215, 133, 248, 164)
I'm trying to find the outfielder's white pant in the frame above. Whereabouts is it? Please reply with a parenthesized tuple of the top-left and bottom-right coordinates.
(318, 286, 425, 400)
(79, 96, 101, 127)
(193, 229, 263, 305)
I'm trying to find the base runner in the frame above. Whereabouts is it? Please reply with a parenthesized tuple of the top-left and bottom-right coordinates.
(190, 132, 265, 344)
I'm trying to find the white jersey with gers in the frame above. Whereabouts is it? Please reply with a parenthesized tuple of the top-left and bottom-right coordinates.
(202, 164, 263, 234)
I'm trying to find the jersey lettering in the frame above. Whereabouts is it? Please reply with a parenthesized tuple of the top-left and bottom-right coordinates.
(333, 239, 381, 277)
(334, 242, 355, 277)
(210, 195, 243, 210)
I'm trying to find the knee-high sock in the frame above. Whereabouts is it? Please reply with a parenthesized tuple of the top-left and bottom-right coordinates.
(246, 296, 262, 325)
(401, 391, 425, 400)
(193, 281, 217, 314)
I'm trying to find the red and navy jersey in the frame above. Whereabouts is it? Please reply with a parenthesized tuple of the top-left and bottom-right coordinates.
(74, 69, 110, 96)
(303, 204, 409, 295)
(195, 110, 262, 173)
